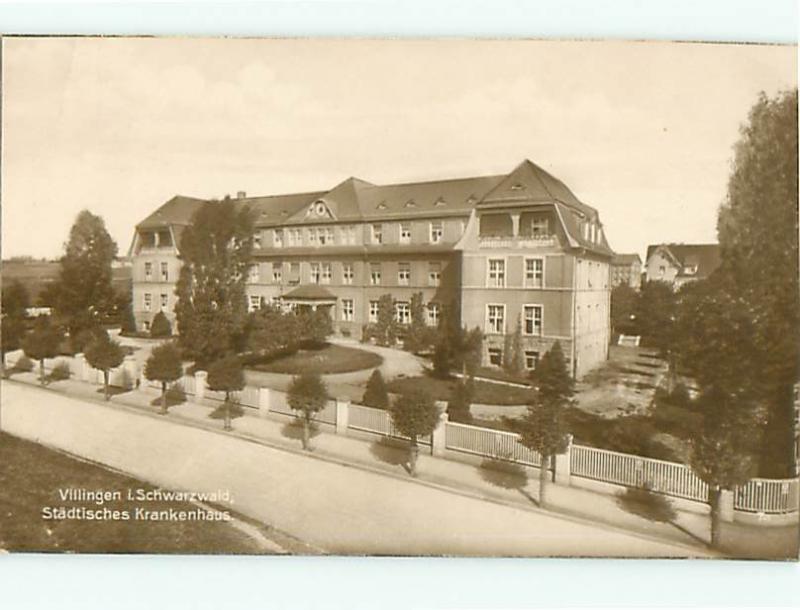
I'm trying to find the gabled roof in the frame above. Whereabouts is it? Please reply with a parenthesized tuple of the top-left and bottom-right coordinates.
(281, 284, 337, 300)
(136, 196, 206, 229)
(612, 253, 642, 265)
(645, 243, 721, 279)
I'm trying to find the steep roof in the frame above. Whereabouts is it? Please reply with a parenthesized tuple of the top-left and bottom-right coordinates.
(281, 284, 337, 300)
(136, 196, 207, 229)
(645, 243, 721, 279)
(612, 253, 642, 265)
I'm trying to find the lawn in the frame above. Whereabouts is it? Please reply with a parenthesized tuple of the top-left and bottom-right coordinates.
(387, 371, 533, 406)
(245, 342, 383, 375)
(0, 432, 272, 554)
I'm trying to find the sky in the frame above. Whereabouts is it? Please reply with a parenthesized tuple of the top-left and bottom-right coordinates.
(2, 37, 796, 261)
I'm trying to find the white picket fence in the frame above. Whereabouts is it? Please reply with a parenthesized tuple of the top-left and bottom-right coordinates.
(445, 421, 542, 467)
(735, 478, 799, 514)
(348, 403, 431, 445)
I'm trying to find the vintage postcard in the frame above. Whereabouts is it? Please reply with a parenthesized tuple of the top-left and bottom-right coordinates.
(1, 37, 797, 560)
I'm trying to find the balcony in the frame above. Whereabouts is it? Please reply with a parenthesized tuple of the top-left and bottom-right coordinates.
(478, 234, 557, 249)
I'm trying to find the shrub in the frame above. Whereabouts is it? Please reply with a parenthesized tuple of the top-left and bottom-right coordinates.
(362, 369, 389, 409)
(12, 354, 34, 373)
(150, 312, 172, 338)
(617, 485, 677, 523)
(48, 361, 71, 381)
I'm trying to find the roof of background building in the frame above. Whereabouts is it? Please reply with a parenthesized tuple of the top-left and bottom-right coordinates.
(645, 243, 721, 279)
(134, 159, 613, 256)
(612, 253, 642, 265)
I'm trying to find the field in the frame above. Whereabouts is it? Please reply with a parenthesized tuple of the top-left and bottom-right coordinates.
(245, 342, 383, 375)
(0, 432, 278, 554)
(387, 372, 533, 406)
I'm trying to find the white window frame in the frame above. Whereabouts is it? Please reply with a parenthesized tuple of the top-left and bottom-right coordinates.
(400, 223, 412, 244)
(249, 295, 261, 312)
(160, 262, 169, 282)
(430, 221, 443, 243)
(395, 301, 411, 325)
(371, 224, 383, 244)
(342, 263, 354, 284)
(247, 264, 260, 284)
(144, 262, 152, 281)
(524, 350, 540, 370)
(524, 257, 544, 288)
(308, 227, 318, 246)
(523, 304, 543, 337)
(342, 299, 354, 322)
(398, 262, 411, 286)
(310, 262, 321, 284)
(488, 347, 503, 366)
(272, 262, 283, 284)
(368, 300, 379, 323)
(485, 303, 506, 335)
(530, 217, 549, 237)
(253, 231, 262, 249)
(160, 293, 168, 310)
(143, 293, 152, 312)
(428, 262, 441, 287)
(487, 258, 506, 288)
(426, 302, 440, 327)
(370, 263, 381, 285)
(274, 229, 284, 248)
(321, 263, 332, 284)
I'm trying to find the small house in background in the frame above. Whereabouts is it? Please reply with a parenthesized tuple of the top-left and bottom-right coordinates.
(644, 243, 721, 288)
(610, 253, 642, 289)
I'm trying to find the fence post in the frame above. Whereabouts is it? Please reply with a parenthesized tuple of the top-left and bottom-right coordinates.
(431, 411, 449, 457)
(194, 370, 208, 404)
(73, 353, 86, 381)
(719, 490, 735, 523)
(122, 355, 137, 390)
(258, 387, 271, 417)
(554, 434, 573, 486)
(335, 399, 350, 434)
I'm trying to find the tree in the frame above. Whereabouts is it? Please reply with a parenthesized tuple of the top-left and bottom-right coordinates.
(390, 389, 440, 476)
(1, 316, 25, 370)
(144, 342, 184, 415)
(246, 304, 300, 357)
(690, 385, 757, 549)
(715, 89, 799, 477)
(21, 317, 63, 385)
(637, 280, 679, 390)
(447, 378, 473, 423)
(174, 197, 256, 365)
(611, 284, 640, 336)
(503, 315, 524, 376)
(118, 294, 137, 335)
(374, 294, 398, 347)
(519, 341, 573, 506)
(2, 280, 30, 319)
(53, 210, 119, 338)
(150, 311, 172, 338)
(207, 355, 245, 431)
(297, 307, 333, 346)
(287, 371, 329, 450)
(432, 299, 460, 377)
(84, 331, 125, 400)
(404, 292, 433, 353)
(362, 369, 389, 409)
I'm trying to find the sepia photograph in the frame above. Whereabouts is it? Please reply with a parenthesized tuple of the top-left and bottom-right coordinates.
(1, 36, 798, 561)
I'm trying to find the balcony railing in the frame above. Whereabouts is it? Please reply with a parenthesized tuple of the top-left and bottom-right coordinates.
(478, 234, 557, 249)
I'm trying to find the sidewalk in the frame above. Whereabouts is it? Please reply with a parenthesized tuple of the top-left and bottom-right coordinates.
(6, 373, 799, 559)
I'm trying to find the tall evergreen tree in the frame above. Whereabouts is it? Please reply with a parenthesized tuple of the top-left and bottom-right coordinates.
(362, 369, 390, 409)
(374, 294, 398, 347)
(174, 197, 256, 366)
(54, 210, 119, 338)
(715, 89, 799, 477)
(519, 341, 573, 507)
(503, 315, 524, 376)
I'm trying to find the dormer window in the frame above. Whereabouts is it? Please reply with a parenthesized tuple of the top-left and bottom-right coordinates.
(405, 199, 416, 208)
(466, 194, 477, 204)
(510, 183, 525, 191)
(683, 264, 698, 275)
(434, 197, 446, 207)
(376, 201, 387, 210)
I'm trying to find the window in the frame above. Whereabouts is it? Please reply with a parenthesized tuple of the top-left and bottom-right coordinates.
(428, 262, 441, 287)
(160, 262, 169, 281)
(342, 299, 354, 322)
(143, 320, 151, 331)
(160, 294, 168, 310)
(371, 224, 383, 244)
(486, 304, 505, 334)
(287, 228, 301, 246)
(488, 348, 502, 366)
(341, 225, 357, 245)
(321, 263, 332, 284)
(143, 293, 152, 312)
(274, 229, 284, 248)
(398, 262, 411, 285)
(289, 262, 300, 284)
(249, 295, 261, 312)
(488, 258, 505, 288)
(319, 227, 334, 245)
(659, 265, 666, 277)
(369, 300, 379, 323)
(342, 263, 354, 284)
(395, 301, 410, 325)
(400, 223, 412, 243)
(253, 231, 262, 249)
(531, 217, 549, 237)
(144, 262, 152, 281)
(370, 263, 381, 285)
(523, 305, 543, 336)
(272, 262, 283, 283)
(308, 228, 318, 246)
(525, 258, 543, 288)
(430, 221, 443, 243)
(426, 303, 440, 327)
(310, 262, 321, 284)
(247, 264, 260, 284)
(524, 350, 540, 370)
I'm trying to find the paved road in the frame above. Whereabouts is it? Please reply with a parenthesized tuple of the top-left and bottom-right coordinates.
(1, 382, 705, 557)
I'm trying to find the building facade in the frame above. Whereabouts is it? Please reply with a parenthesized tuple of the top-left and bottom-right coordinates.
(129, 160, 614, 377)
(610, 253, 642, 289)
(644, 243, 721, 289)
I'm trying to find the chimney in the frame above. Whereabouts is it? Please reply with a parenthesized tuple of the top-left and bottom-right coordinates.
(237, 191, 247, 199)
